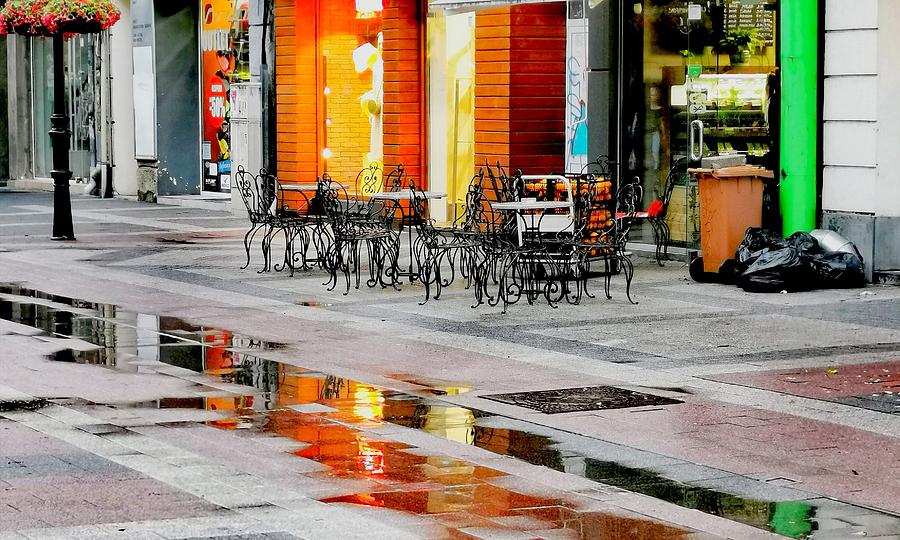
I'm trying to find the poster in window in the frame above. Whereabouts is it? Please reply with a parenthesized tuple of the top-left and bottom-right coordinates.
(201, 0, 250, 192)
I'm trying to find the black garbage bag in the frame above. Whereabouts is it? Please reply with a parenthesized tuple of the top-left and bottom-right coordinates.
(735, 227, 787, 269)
(786, 231, 822, 255)
(810, 252, 866, 289)
(737, 246, 816, 293)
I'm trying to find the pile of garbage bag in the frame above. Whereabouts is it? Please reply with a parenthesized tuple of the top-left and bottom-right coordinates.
(726, 228, 866, 293)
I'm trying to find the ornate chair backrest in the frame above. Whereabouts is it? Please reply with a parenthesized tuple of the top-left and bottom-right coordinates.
(581, 155, 614, 177)
(236, 166, 267, 223)
(458, 169, 486, 232)
(356, 162, 383, 196)
(383, 164, 406, 192)
(260, 169, 295, 217)
(657, 157, 688, 218)
(319, 174, 352, 233)
(569, 174, 599, 238)
(256, 168, 281, 217)
(483, 161, 519, 203)
(615, 177, 643, 245)
(410, 187, 439, 247)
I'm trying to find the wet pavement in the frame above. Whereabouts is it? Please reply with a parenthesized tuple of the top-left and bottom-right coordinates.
(1, 283, 898, 538)
(1, 192, 900, 539)
(708, 362, 900, 415)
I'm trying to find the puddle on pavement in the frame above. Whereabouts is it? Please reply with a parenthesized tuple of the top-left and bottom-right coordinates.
(2, 283, 898, 539)
(386, 373, 475, 396)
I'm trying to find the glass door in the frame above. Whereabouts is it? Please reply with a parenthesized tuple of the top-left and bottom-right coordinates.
(621, 0, 778, 256)
(621, 0, 699, 253)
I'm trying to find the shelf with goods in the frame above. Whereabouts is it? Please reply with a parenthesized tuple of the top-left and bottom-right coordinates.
(673, 108, 771, 158)
(521, 175, 615, 260)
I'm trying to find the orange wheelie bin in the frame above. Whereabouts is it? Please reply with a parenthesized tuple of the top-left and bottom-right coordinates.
(689, 166, 774, 279)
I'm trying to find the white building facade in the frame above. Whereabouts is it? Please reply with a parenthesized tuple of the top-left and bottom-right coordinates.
(822, 0, 900, 281)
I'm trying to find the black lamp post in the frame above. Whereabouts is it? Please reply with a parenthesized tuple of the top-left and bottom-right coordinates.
(49, 32, 75, 241)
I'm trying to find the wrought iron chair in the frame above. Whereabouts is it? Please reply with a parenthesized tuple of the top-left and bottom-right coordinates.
(410, 186, 483, 304)
(235, 166, 270, 270)
(344, 163, 407, 228)
(319, 176, 399, 294)
(258, 170, 319, 276)
(614, 157, 686, 266)
(552, 176, 627, 304)
(469, 176, 567, 313)
(545, 155, 637, 305)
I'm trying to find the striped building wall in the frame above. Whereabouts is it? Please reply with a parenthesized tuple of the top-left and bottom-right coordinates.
(382, 0, 426, 184)
(474, 4, 567, 175)
(274, 0, 318, 184)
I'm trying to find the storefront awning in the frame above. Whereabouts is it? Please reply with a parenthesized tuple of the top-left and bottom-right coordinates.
(429, 0, 564, 14)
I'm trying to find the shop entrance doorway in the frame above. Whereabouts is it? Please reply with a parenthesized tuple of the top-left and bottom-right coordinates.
(621, 0, 779, 253)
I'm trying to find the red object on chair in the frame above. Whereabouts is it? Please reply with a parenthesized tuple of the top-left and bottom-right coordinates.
(647, 198, 664, 217)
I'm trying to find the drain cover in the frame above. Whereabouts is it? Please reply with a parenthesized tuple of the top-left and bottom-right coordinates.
(480, 386, 683, 414)
(835, 393, 900, 415)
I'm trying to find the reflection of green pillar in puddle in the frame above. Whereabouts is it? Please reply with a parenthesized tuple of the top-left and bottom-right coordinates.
(769, 501, 813, 539)
(779, 0, 819, 236)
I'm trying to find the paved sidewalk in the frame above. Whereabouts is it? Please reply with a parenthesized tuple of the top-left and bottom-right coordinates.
(0, 192, 899, 539)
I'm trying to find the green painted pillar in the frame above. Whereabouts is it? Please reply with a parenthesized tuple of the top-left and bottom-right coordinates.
(779, 0, 819, 235)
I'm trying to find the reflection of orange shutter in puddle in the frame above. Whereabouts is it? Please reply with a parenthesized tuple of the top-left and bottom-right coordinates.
(203, 329, 233, 373)
(206, 396, 255, 430)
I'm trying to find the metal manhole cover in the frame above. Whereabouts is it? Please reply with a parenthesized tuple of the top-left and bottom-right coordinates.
(834, 393, 900, 415)
(480, 386, 683, 414)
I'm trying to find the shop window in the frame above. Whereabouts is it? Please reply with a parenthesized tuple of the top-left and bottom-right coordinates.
(620, 0, 778, 249)
(31, 35, 98, 181)
(201, 0, 251, 193)
(320, 0, 384, 189)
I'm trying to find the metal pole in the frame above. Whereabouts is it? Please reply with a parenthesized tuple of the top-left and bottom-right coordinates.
(779, 0, 818, 236)
(50, 33, 75, 240)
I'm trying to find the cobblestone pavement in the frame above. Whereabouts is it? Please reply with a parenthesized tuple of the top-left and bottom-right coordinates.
(0, 192, 899, 539)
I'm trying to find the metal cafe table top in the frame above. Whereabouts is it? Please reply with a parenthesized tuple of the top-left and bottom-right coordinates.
(368, 189, 447, 200)
(491, 200, 572, 211)
(280, 182, 347, 192)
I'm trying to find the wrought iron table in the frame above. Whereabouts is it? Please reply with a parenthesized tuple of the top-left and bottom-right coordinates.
(491, 200, 574, 246)
(369, 189, 447, 282)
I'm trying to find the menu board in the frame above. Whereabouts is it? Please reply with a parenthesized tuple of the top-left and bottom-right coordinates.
(724, 1, 775, 46)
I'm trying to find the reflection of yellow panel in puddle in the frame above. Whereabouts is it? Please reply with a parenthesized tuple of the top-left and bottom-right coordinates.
(423, 407, 475, 445)
(352, 386, 385, 421)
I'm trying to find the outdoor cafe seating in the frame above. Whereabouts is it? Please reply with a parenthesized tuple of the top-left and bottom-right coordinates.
(235, 155, 639, 311)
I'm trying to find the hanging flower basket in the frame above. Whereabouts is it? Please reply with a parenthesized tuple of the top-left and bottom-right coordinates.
(0, 0, 121, 38)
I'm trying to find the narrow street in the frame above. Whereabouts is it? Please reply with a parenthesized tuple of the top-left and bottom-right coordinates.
(1, 192, 899, 539)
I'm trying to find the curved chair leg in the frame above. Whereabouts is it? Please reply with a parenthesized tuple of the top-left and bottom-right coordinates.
(659, 219, 671, 262)
(258, 224, 275, 273)
(273, 226, 292, 273)
(649, 219, 664, 266)
(619, 253, 637, 304)
(603, 254, 613, 300)
(242, 223, 264, 270)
